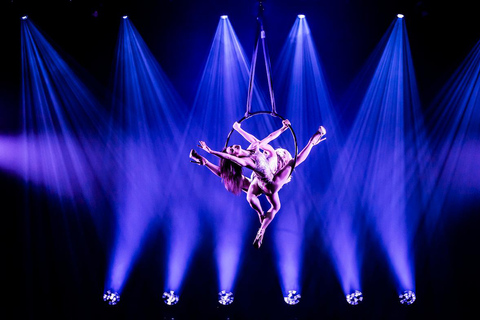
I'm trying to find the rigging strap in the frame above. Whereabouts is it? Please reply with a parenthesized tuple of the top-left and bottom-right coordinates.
(245, 2, 277, 117)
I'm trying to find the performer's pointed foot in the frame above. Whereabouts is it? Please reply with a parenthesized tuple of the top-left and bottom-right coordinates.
(189, 149, 205, 165)
(253, 228, 265, 249)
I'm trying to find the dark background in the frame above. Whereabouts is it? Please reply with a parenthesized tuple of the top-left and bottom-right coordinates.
(2, 0, 480, 319)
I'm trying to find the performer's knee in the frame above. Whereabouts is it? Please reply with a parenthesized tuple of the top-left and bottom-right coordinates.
(274, 202, 281, 212)
(267, 204, 280, 217)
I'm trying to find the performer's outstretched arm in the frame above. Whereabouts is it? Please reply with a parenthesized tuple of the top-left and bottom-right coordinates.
(233, 122, 260, 144)
(258, 119, 290, 147)
(233, 120, 290, 148)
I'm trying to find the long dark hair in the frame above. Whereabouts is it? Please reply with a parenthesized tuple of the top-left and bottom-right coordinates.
(219, 147, 243, 195)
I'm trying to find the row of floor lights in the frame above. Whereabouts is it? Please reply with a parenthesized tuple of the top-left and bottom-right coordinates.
(103, 290, 416, 306)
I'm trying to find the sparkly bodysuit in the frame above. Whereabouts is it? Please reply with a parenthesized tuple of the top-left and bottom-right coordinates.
(249, 148, 275, 188)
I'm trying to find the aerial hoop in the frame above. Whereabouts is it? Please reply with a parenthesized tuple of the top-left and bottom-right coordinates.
(225, 111, 298, 175)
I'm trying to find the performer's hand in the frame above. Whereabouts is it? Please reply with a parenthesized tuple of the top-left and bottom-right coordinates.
(311, 126, 327, 145)
(198, 141, 212, 153)
(318, 126, 326, 136)
(282, 119, 291, 129)
(233, 121, 241, 131)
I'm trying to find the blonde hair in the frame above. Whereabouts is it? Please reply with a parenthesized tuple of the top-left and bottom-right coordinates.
(275, 148, 292, 171)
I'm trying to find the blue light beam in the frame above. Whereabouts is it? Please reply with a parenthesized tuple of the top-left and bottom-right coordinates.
(424, 39, 480, 234)
(273, 15, 344, 295)
(186, 16, 263, 295)
(345, 17, 425, 292)
(106, 17, 191, 294)
(20, 18, 112, 203)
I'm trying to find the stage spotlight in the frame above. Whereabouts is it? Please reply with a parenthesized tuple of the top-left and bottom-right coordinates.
(162, 290, 179, 306)
(346, 290, 363, 305)
(297, 14, 305, 19)
(221, 15, 228, 19)
(399, 290, 416, 305)
(103, 290, 120, 305)
(397, 14, 404, 18)
(284, 290, 301, 305)
(21, 16, 28, 20)
(218, 290, 234, 305)
(123, 16, 128, 19)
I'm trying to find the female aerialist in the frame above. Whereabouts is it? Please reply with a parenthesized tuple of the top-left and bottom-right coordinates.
(190, 120, 326, 248)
